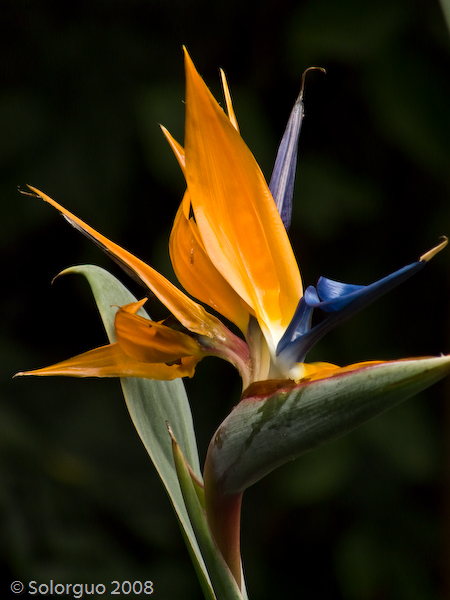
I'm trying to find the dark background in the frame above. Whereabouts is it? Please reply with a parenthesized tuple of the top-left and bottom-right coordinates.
(2, 0, 450, 598)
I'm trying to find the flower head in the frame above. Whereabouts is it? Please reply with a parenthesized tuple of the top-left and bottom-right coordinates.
(17, 49, 447, 391)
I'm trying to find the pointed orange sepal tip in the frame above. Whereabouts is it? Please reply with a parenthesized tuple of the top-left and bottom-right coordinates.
(121, 298, 148, 314)
(14, 343, 200, 380)
(160, 125, 186, 174)
(183, 49, 302, 349)
(420, 236, 448, 262)
(219, 68, 239, 132)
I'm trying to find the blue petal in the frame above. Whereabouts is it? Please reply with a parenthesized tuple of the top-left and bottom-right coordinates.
(269, 92, 304, 231)
(315, 278, 365, 309)
(277, 259, 425, 364)
(279, 290, 315, 345)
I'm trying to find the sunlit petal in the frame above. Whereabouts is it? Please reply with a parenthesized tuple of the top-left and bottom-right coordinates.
(169, 193, 252, 333)
(15, 343, 200, 380)
(220, 68, 239, 132)
(302, 360, 385, 382)
(160, 125, 186, 175)
(183, 49, 302, 350)
(115, 300, 206, 363)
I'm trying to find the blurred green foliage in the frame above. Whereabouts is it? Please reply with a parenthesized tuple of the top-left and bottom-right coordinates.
(2, 0, 450, 598)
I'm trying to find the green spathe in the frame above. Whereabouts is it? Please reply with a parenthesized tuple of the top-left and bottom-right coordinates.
(205, 356, 450, 495)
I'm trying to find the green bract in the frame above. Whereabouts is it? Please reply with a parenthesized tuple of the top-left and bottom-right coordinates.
(204, 357, 450, 495)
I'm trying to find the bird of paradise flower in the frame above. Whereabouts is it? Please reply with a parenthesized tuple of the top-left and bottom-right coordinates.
(16, 49, 450, 595)
(17, 50, 447, 391)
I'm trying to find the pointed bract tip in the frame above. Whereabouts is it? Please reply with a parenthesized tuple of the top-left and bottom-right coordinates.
(166, 420, 175, 440)
(420, 236, 448, 262)
(51, 267, 72, 285)
(300, 66, 326, 100)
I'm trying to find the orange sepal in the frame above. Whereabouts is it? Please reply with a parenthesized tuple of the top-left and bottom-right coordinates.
(169, 193, 252, 334)
(26, 186, 227, 341)
(183, 50, 302, 346)
(303, 360, 386, 382)
(219, 68, 239, 132)
(160, 125, 186, 176)
(115, 300, 207, 363)
(15, 343, 200, 380)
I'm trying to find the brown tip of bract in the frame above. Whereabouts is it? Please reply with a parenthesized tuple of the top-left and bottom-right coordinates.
(166, 420, 176, 441)
(300, 66, 327, 100)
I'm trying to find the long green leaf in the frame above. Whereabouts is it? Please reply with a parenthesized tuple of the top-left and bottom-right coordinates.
(206, 356, 450, 495)
(62, 264, 215, 599)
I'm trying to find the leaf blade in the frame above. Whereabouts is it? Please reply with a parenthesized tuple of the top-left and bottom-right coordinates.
(63, 264, 214, 597)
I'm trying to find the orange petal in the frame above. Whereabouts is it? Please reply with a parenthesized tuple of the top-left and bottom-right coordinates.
(160, 125, 186, 175)
(220, 68, 239, 132)
(15, 343, 200, 380)
(304, 360, 386, 382)
(183, 50, 302, 349)
(169, 192, 252, 333)
(159, 127, 190, 220)
(27, 186, 227, 340)
(115, 301, 206, 363)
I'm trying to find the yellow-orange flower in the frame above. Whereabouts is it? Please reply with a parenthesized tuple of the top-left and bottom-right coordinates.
(16, 49, 447, 391)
